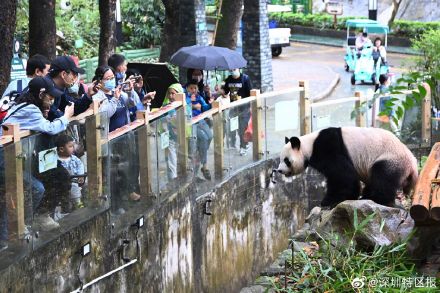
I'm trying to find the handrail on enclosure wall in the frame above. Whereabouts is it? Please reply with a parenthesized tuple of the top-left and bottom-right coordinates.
(0, 80, 432, 243)
(0, 81, 306, 241)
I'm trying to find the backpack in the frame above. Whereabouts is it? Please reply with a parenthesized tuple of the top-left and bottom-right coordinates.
(0, 80, 27, 121)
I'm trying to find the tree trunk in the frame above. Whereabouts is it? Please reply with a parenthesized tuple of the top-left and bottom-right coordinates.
(159, 0, 181, 62)
(214, 0, 243, 49)
(388, 0, 402, 28)
(0, 0, 18, 95)
(98, 0, 117, 66)
(29, 0, 56, 60)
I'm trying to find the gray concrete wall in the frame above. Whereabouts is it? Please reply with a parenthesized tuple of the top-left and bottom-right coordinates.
(313, 0, 440, 23)
(0, 159, 325, 292)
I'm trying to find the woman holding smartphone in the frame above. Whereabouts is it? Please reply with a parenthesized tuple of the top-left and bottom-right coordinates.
(91, 65, 141, 132)
(91, 65, 142, 205)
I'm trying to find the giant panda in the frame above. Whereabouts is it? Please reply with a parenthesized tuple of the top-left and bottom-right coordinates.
(277, 127, 418, 207)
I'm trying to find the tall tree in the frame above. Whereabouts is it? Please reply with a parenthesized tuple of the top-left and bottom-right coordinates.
(388, 0, 403, 27)
(159, 0, 181, 62)
(214, 0, 243, 49)
(0, 0, 18, 95)
(98, 0, 117, 66)
(29, 0, 56, 60)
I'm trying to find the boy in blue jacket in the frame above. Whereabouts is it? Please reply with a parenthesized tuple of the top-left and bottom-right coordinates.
(186, 80, 210, 117)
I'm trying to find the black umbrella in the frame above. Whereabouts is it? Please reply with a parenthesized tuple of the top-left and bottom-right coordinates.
(170, 45, 247, 70)
(127, 63, 178, 109)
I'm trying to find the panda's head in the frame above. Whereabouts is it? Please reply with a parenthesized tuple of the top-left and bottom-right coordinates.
(277, 136, 306, 177)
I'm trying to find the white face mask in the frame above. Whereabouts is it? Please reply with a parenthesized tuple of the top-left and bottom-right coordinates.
(231, 70, 240, 78)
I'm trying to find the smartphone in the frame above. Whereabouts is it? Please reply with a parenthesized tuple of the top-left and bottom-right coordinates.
(93, 80, 101, 92)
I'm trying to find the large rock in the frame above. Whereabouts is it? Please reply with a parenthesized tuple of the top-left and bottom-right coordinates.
(295, 200, 414, 250)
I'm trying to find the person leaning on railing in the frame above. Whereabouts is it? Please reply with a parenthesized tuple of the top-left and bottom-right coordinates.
(91, 65, 142, 203)
(46, 56, 93, 122)
(91, 65, 141, 133)
(0, 76, 74, 252)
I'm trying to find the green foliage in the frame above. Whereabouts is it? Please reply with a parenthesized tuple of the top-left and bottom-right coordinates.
(15, 0, 164, 59)
(419, 156, 428, 172)
(267, 215, 422, 292)
(412, 29, 440, 109)
(55, 0, 100, 59)
(16, 0, 29, 54)
(15, 0, 100, 58)
(121, 0, 164, 50)
(269, 12, 363, 31)
(351, 71, 426, 144)
(269, 12, 440, 39)
(393, 20, 440, 39)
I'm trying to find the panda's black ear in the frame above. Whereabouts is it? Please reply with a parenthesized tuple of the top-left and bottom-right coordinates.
(289, 137, 301, 150)
(285, 137, 289, 144)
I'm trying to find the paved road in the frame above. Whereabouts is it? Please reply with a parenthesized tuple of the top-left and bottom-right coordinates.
(272, 42, 412, 100)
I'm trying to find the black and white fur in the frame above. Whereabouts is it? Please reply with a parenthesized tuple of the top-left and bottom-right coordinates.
(277, 127, 418, 207)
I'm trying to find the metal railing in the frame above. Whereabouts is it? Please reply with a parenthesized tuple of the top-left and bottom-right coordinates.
(0, 80, 308, 265)
(0, 80, 433, 267)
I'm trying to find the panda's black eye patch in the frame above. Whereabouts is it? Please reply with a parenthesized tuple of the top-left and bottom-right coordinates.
(284, 158, 292, 167)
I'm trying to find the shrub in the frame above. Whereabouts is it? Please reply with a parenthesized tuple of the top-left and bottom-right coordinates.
(269, 12, 440, 39)
(393, 20, 440, 38)
(269, 12, 365, 31)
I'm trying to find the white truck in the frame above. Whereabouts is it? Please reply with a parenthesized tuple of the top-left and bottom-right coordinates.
(268, 5, 292, 57)
(269, 28, 291, 56)
(236, 5, 291, 57)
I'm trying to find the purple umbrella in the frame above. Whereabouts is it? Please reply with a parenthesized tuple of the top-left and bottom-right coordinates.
(170, 45, 247, 70)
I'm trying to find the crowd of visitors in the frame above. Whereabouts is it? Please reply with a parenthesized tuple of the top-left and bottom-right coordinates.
(0, 52, 253, 250)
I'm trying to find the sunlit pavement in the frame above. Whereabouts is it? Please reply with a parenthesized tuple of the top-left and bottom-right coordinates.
(271, 42, 412, 101)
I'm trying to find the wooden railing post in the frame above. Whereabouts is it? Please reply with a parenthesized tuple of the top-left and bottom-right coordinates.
(421, 83, 432, 144)
(299, 81, 311, 135)
(86, 101, 103, 200)
(136, 110, 152, 196)
(175, 93, 188, 177)
(3, 124, 25, 240)
(410, 142, 440, 222)
(251, 89, 263, 161)
(212, 101, 224, 180)
(355, 91, 366, 127)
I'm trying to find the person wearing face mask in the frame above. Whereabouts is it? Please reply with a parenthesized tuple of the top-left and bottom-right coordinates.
(91, 65, 142, 132)
(223, 68, 252, 156)
(47, 56, 94, 122)
(92, 65, 142, 205)
(108, 54, 128, 86)
(67, 74, 87, 100)
(107, 54, 143, 118)
(1, 76, 74, 133)
(0, 77, 75, 250)
(185, 69, 212, 104)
